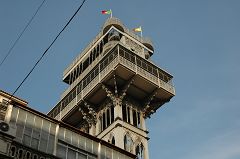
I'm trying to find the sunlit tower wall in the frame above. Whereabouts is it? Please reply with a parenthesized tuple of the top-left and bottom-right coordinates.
(48, 17, 175, 159)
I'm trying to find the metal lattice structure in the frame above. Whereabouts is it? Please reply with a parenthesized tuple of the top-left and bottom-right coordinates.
(48, 17, 175, 159)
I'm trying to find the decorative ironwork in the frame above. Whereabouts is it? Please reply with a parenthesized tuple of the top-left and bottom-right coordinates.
(119, 77, 135, 101)
(8, 141, 59, 159)
(142, 89, 158, 118)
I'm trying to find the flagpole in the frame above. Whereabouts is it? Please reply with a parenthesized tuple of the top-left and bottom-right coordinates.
(140, 26, 143, 37)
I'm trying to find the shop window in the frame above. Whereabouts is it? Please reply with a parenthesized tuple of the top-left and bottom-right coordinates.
(56, 144, 67, 159)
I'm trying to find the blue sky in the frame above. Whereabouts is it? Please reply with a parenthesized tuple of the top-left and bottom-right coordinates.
(0, 0, 240, 158)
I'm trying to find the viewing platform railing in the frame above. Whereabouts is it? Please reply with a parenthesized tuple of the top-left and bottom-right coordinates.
(49, 44, 174, 119)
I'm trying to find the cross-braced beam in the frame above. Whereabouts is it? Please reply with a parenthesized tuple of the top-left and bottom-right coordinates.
(83, 100, 97, 118)
(119, 76, 135, 100)
(101, 84, 115, 101)
(79, 105, 96, 126)
(79, 107, 87, 119)
(142, 89, 158, 117)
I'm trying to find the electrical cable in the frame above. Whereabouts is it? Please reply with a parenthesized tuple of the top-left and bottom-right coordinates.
(7, 0, 87, 103)
(0, 0, 46, 68)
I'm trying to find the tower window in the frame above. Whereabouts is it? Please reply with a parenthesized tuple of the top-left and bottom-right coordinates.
(111, 105, 114, 123)
(99, 116, 102, 132)
(137, 112, 141, 128)
(133, 109, 137, 127)
(111, 136, 115, 145)
(136, 143, 144, 159)
(102, 112, 106, 130)
(122, 104, 132, 124)
(122, 104, 127, 122)
(124, 134, 133, 152)
(127, 107, 130, 123)
(107, 109, 110, 127)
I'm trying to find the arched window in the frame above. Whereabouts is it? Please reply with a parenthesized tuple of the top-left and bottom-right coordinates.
(107, 134, 115, 146)
(124, 134, 133, 152)
(137, 112, 141, 128)
(111, 136, 115, 145)
(9, 146, 16, 157)
(108, 28, 120, 41)
(133, 109, 137, 127)
(122, 104, 127, 122)
(17, 149, 24, 159)
(25, 151, 31, 159)
(107, 109, 110, 126)
(135, 143, 144, 159)
(33, 154, 38, 159)
(102, 112, 106, 130)
(111, 105, 114, 124)
(127, 106, 130, 123)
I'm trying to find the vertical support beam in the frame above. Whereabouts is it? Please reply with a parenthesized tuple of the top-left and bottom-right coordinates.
(117, 45, 120, 64)
(81, 80, 83, 101)
(114, 98, 122, 121)
(53, 124, 59, 155)
(98, 62, 101, 83)
(157, 68, 160, 88)
(96, 114, 100, 135)
(105, 109, 107, 129)
(76, 85, 78, 105)
(109, 106, 112, 124)
(140, 112, 146, 131)
(142, 138, 150, 159)
(60, 102, 62, 120)
(89, 124, 96, 136)
(130, 106, 133, 125)
(5, 104, 12, 123)
(97, 142, 101, 159)
(135, 52, 138, 74)
(101, 114, 103, 131)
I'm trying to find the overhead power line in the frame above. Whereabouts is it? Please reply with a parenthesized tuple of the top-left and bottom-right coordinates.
(0, 0, 46, 68)
(8, 0, 87, 103)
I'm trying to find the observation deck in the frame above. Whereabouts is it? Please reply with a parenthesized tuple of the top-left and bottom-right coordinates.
(62, 17, 154, 83)
(48, 43, 175, 125)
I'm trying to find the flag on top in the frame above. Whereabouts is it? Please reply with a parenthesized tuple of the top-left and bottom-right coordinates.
(133, 26, 142, 32)
(101, 10, 112, 15)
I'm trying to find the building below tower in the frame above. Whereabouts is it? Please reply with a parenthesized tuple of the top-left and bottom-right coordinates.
(0, 90, 136, 159)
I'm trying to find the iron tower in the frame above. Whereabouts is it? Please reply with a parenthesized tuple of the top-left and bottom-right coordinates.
(48, 17, 175, 159)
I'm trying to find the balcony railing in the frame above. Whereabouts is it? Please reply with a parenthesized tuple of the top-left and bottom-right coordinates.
(49, 44, 174, 119)
(63, 32, 103, 77)
(64, 17, 154, 79)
